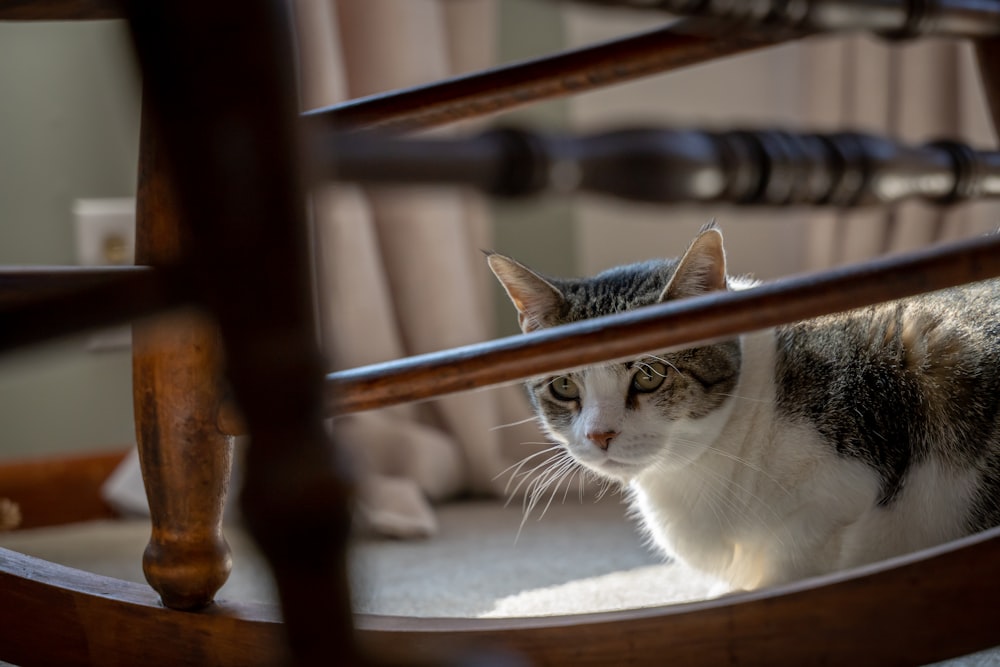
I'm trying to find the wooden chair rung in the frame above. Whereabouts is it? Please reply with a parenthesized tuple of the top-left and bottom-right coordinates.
(0, 0, 123, 21)
(304, 19, 793, 134)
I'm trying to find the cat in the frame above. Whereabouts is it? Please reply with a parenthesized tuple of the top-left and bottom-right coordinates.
(487, 222, 1000, 592)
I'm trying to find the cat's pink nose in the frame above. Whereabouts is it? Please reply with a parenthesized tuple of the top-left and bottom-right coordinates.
(587, 431, 618, 451)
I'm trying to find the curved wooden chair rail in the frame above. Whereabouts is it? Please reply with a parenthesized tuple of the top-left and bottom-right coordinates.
(0, 2, 789, 133)
(1, 521, 999, 667)
(8, 126, 1000, 349)
(213, 230, 1000, 431)
(3, 1, 1000, 666)
(2, 449, 1000, 666)
(318, 128, 1000, 203)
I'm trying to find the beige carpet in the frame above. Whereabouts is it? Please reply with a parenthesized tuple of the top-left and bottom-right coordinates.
(0, 498, 713, 616)
(1, 498, 998, 664)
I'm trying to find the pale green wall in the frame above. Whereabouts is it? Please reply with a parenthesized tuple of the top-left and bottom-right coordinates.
(0, 21, 140, 459)
(0, 8, 568, 459)
(491, 0, 574, 337)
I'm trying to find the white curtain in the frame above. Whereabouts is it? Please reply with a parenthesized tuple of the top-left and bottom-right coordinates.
(292, 0, 543, 538)
(563, 8, 1000, 278)
(800, 36, 1000, 268)
(290, 3, 1000, 537)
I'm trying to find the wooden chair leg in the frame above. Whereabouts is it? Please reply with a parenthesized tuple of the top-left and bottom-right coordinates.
(132, 100, 234, 611)
(124, 2, 361, 663)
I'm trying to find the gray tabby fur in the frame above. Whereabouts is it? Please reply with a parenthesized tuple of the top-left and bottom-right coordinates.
(488, 222, 1000, 592)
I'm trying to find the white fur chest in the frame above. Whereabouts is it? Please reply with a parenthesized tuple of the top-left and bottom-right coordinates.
(629, 329, 883, 591)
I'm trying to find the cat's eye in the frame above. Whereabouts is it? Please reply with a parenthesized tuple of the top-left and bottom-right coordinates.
(549, 376, 580, 401)
(632, 361, 669, 392)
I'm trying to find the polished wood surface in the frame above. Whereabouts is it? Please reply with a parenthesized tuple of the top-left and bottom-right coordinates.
(218, 231, 1000, 434)
(130, 102, 234, 612)
(0, 0, 121, 20)
(0, 488, 997, 667)
(0, 263, 182, 354)
(3, 2, 1000, 666)
(124, 0, 359, 662)
(316, 128, 1000, 203)
(357, 525, 1000, 666)
(0, 18, 791, 337)
(0, 450, 124, 529)
(0, 266, 151, 306)
(305, 19, 791, 134)
(0, 546, 287, 667)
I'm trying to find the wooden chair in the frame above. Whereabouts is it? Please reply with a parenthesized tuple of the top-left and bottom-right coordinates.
(2, 0, 1000, 665)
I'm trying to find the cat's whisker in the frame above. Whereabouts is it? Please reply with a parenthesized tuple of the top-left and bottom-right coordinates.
(504, 451, 565, 502)
(717, 392, 774, 405)
(494, 445, 562, 484)
(594, 478, 613, 502)
(539, 377, 565, 390)
(539, 463, 576, 519)
(489, 415, 542, 431)
(643, 354, 682, 376)
(520, 453, 580, 524)
(561, 467, 581, 505)
(509, 460, 565, 508)
(635, 360, 670, 379)
(502, 460, 556, 499)
(525, 456, 575, 511)
(532, 459, 577, 519)
(520, 453, 574, 509)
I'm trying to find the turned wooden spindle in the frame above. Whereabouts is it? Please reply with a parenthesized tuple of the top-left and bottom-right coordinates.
(132, 100, 233, 611)
(124, 1, 361, 662)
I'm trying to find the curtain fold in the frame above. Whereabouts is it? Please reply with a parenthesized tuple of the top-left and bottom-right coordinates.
(800, 36, 1000, 268)
(103, 5, 1000, 536)
(293, 0, 543, 538)
(562, 8, 1000, 277)
(294, 4, 1000, 536)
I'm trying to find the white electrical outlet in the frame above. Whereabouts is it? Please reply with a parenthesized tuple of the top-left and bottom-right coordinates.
(73, 198, 137, 351)
(73, 198, 136, 266)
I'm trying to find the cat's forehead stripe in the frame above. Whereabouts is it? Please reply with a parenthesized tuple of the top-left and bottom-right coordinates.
(554, 260, 678, 321)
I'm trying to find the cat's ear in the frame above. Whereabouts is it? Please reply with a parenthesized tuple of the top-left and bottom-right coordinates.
(659, 222, 727, 302)
(486, 253, 564, 333)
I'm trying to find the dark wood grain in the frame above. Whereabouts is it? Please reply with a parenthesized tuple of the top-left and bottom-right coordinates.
(215, 232, 1000, 434)
(2, 4, 997, 667)
(305, 20, 794, 134)
(355, 525, 1000, 666)
(0, 449, 124, 529)
(0, 266, 152, 306)
(0, 547, 287, 667)
(0, 264, 182, 353)
(315, 128, 1000, 204)
(0, 518, 996, 666)
(124, 0, 360, 662)
(0, 0, 121, 20)
(130, 98, 234, 612)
